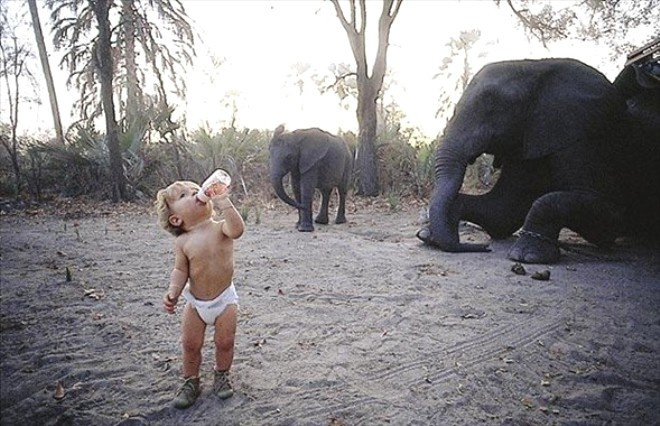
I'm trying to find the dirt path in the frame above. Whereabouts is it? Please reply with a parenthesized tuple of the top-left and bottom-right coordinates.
(1, 202, 659, 425)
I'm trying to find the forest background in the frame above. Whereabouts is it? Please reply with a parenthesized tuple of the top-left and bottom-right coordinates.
(1, 0, 658, 213)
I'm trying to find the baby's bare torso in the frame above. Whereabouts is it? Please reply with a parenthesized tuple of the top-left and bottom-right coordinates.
(180, 220, 234, 300)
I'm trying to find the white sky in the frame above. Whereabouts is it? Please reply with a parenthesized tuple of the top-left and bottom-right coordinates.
(5, 0, 651, 139)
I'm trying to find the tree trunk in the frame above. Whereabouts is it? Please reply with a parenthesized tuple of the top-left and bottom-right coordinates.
(92, 0, 127, 201)
(0, 34, 24, 194)
(355, 81, 379, 196)
(330, 0, 402, 197)
(121, 0, 141, 125)
(27, 0, 64, 145)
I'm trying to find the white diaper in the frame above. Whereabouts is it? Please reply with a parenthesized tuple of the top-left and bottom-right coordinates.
(182, 283, 239, 326)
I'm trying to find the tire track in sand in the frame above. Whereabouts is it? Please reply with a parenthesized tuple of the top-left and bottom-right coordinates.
(263, 317, 564, 423)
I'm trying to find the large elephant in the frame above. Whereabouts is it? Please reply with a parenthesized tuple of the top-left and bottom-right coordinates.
(269, 125, 352, 232)
(417, 54, 660, 264)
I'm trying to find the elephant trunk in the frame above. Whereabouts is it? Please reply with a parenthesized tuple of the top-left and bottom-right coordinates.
(270, 169, 301, 209)
(424, 149, 489, 252)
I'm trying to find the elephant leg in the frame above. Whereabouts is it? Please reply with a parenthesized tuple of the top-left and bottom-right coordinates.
(335, 187, 347, 224)
(461, 160, 548, 239)
(291, 175, 303, 229)
(508, 190, 623, 263)
(460, 193, 532, 239)
(297, 178, 316, 232)
(315, 188, 331, 224)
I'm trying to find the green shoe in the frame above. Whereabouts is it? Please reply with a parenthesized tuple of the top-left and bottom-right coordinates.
(173, 377, 200, 409)
(213, 370, 234, 399)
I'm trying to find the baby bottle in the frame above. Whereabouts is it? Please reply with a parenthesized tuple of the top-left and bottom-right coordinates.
(196, 169, 231, 203)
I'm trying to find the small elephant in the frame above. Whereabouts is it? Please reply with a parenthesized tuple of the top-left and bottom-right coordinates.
(269, 125, 352, 232)
(417, 56, 660, 264)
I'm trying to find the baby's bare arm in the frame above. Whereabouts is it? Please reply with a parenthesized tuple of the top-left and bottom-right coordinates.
(168, 268, 187, 298)
(163, 240, 188, 313)
(214, 195, 245, 239)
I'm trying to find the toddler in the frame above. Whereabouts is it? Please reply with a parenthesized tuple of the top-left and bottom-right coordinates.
(154, 179, 245, 409)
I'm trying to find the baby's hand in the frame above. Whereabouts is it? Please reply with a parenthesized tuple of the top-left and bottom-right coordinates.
(206, 182, 230, 199)
(163, 293, 178, 314)
(212, 188, 234, 212)
(210, 185, 231, 200)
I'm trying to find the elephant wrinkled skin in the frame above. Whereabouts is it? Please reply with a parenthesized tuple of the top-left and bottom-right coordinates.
(269, 125, 352, 232)
(417, 56, 660, 264)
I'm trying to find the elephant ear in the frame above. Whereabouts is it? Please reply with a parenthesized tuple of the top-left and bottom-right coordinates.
(299, 129, 330, 174)
(523, 63, 621, 160)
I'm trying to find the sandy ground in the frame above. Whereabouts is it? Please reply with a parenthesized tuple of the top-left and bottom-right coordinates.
(1, 199, 659, 426)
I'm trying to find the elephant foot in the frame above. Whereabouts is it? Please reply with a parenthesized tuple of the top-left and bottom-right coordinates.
(416, 227, 490, 252)
(508, 232, 560, 264)
(314, 216, 329, 225)
(297, 222, 314, 232)
(416, 227, 433, 245)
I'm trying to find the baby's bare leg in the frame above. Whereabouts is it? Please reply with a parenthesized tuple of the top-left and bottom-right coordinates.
(213, 305, 238, 371)
(181, 303, 206, 378)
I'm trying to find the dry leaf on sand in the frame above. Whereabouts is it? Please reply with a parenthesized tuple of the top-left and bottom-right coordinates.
(54, 382, 65, 400)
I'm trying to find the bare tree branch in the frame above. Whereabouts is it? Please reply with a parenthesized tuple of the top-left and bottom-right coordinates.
(322, 71, 358, 94)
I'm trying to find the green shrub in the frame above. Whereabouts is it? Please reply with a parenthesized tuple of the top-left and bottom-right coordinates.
(1, 121, 497, 206)
(25, 128, 113, 199)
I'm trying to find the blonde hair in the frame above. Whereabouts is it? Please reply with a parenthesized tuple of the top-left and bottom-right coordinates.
(154, 181, 198, 236)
